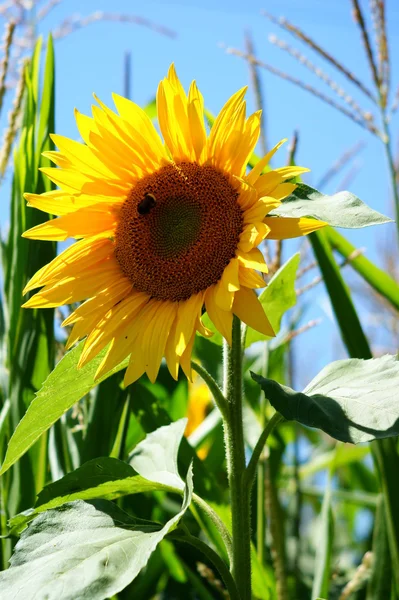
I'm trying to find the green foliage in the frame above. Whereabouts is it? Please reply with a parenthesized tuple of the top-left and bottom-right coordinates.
(0, 342, 128, 476)
(0, 491, 193, 600)
(253, 355, 399, 443)
(245, 253, 300, 347)
(271, 182, 392, 228)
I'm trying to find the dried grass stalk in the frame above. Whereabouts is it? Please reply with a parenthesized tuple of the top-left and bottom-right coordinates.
(262, 10, 376, 102)
(269, 34, 375, 126)
(0, 56, 26, 177)
(0, 19, 15, 114)
(224, 46, 383, 139)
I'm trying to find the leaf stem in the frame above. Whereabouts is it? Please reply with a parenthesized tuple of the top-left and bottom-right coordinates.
(245, 412, 285, 490)
(223, 316, 252, 599)
(170, 531, 241, 600)
(192, 492, 233, 565)
(191, 360, 229, 420)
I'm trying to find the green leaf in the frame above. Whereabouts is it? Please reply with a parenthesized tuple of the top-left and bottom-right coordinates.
(129, 419, 188, 491)
(310, 229, 370, 359)
(0, 474, 192, 600)
(246, 253, 300, 347)
(10, 420, 190, 535)
(271, 183, 392, 228)
(0, 342, 129, 476)
(326, 227, 399, 312)
(253, 355, 399, 443)
(202, 253, 300, 347)
(312, 472, 334, 600)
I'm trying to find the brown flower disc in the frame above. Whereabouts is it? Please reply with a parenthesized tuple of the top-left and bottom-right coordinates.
(114, 162, 243, 302)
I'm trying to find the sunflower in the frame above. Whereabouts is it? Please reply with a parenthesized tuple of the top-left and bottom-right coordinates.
(22, 65, 325, 385)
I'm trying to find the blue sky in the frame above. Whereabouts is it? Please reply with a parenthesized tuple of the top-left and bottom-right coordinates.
(6, 0, 399, 385)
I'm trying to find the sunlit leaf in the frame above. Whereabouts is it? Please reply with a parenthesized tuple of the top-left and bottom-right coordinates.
(0, 469, 192, 600)
(0, 342, 128, 476)
(271, 183, 391, 228)
(246, 253, 300, 347)
(10, 420, 190, 535)
(253, 355, 399, 443)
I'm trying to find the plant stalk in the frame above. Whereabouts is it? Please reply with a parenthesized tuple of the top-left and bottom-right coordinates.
(223, 315, 252, 599)
(381, 116, 399, 243)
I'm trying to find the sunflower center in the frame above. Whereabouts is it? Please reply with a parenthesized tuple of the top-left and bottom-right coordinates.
(115, 162, 243, 302)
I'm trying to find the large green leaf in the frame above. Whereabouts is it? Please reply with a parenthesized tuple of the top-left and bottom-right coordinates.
(253, 355, 399, 443)
(9, 420, 190, 535)
(270, 183, 391, 228)
(0, 342, 128, 476)
(246, 252, 300, 347)
(0, 478, 192, 600)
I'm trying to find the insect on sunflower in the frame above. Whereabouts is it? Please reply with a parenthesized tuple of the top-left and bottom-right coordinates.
(22, 65, 325, 385)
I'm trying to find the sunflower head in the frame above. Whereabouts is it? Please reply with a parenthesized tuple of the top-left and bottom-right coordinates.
(22, 64, 325, 386)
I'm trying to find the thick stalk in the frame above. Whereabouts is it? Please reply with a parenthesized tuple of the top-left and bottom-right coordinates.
(223, 315, 252, 599)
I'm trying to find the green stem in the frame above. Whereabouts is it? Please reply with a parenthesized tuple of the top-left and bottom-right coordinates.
(245, 412, 284, 490)
(223, 315, 251, 600)
(191, 360, 229, 420)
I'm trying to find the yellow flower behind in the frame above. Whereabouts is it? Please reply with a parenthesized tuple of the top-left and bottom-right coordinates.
(22, 65, 325, 386)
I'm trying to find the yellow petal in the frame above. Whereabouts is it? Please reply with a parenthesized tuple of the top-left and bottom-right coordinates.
(275, 166, 310, 179)
(264, 216, 327, 239)
(157, 69, 192, 161)
(238, 265, 266, 289)
(23, 258, 123, 308)
(243, 196, 281, 223)
(235, 177, 258, 210)
(230, 110, 261, 176)
(39, 167, 93, 193)
(22, 206, 118, 241)
(214, 258, 240, 311)
(269, 183, 297, 201)
(24, 191, 123, 216)
(74, 108, 99, 145)
(253, 171, 283, 197)
(50, 134, 116, 179)
(180, 330, 196, 381)
(144, 300, 177, 382)
(207, 87, 247, 159)
(79, 291, 148, 368)
(63, 276, 132, 327)
(236, 248, 268, 273)
(24, 235, 114, 293)
(112, 92, 168, 162)
(42, 151, 72, 169)
(188, 81, 207, 162)
(246, 139, 287, 185)
(238, 223, 270, 253)
(233, 287, 274, 337)
(165, 316, 179, 380)
(205, 286, 233, 345)
(175, 292, 204, 356)
(124, 352, 146, 386)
